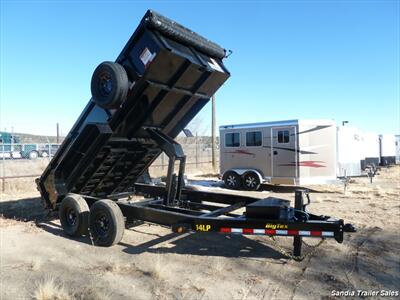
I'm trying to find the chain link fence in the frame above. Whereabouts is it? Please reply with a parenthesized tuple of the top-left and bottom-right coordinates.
(0, 137, 220, 193)
(0, 143, 60, 160)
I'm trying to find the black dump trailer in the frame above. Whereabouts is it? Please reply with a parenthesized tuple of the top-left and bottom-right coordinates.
(37, 10, 355, 259)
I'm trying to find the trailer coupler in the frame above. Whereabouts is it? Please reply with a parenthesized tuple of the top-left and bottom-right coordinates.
(344, 223, 357, 233)
(169, 190, 356, 260)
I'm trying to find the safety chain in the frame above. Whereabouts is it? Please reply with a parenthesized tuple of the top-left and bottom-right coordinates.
(88, 228, 96, 246)
(269, 236, 326, 261)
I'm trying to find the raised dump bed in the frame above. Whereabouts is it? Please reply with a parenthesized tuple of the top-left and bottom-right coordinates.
(38, 10, 229, 208)
(37, 10, 355, 259)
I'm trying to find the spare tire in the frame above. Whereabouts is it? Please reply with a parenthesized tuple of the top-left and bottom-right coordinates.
(91, 61, 129, 109)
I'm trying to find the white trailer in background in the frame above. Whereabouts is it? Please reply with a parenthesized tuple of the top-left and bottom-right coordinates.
(219, 119, 337, 189)
(361, 132, 380, 170)
(220, 118, 397, 189)
(379, 134, 396, 166)
(396, 135, 400, 164)
(336, 126, 364, 177)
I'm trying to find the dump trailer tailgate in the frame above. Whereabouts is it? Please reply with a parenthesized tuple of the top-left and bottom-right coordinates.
(38, 10, 230, 208)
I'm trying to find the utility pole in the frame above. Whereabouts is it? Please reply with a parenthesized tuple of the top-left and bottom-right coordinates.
(56, 123, 60, 144)
(211, 95, 216, 171)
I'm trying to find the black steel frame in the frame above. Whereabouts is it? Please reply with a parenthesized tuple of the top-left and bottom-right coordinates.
(78, 133, 354, 257)
(82, 185, 349, 256)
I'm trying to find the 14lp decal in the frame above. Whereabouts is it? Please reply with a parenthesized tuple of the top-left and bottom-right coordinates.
(196, 224, 211, 231)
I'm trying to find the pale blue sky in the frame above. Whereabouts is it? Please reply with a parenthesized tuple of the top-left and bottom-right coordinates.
(1, 0, 399, 136)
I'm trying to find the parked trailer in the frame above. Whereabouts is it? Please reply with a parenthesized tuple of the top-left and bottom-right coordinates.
(0, 132, 22, 159)
(220, 120, 382, 188)
(219, 119, 337, 189)
(396, 135, 400, 164)
(336, 126, 364, 177)
(379, 134, 396, 166)
(361, 132, 380, 172)
(37, 10, 355, 258)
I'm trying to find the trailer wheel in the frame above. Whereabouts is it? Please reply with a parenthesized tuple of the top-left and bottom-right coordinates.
(91, 61, 129, 109)
(223, 171, 241, 190)
(242, 171, 261, 191)
(89, 199, 125, 247)
(59, 194, 89, 237)
(28, 150, 39, 160)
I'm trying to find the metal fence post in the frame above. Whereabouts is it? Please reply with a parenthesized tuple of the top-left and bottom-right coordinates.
(195, 134, 198, 168)
(211, 95, 216, 171)
(1, 144, 5, 192)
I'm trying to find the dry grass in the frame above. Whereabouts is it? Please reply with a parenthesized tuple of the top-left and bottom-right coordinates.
(145, 253, 167, 280)
(33, 276, 72, 300)
(89, 259, 138, 275)
(0, 159, 216, 194)
(378, 165, 400, 179)
(33, 276, 111, 300)
(87, 255, 168, 281)
(1, 159, 49, 177)
(2, 177, 39, 194)
(0, 159, 48, 194)
(74, 286, 111, 300)
(205, 257, 225, 276)
(28, 259, 42, 271)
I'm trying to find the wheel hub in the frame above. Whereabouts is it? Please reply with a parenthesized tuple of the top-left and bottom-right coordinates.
(227, 175, 236, 186)
(246, 176, 256, 188)
(66, 208, 77, 226)
(95, 214, 110, 236)
(99, 72, 113, 96)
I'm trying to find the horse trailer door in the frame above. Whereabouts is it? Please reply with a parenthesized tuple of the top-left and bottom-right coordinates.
(272, 126, 297, 178)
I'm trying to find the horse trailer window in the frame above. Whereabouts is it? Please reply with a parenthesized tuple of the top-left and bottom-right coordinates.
(246, 131, 262, 146)
(225, 132, 240, 147)
(278, 130, 290, 143)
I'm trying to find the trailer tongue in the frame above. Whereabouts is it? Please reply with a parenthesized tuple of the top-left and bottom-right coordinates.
(37, 10, 355, 259)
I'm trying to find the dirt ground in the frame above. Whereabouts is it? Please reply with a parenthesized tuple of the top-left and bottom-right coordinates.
(0, 165, 399, 299)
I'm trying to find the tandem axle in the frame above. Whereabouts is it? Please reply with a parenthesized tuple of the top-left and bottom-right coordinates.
(58, 184, 355, 259)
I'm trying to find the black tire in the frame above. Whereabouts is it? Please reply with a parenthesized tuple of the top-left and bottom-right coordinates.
(89, 200, 125, 247)
(59, 194, 89, 236)
(242, 171, 261, 191)
(91, 61, 129, 109)
(223, 171, 242, 190)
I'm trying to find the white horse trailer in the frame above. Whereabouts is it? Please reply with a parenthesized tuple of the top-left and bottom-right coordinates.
(379, 134, 396, 166)
(396, 135, 400, 164)
(219, 119, 337, 190)
(336, 126, 364, 177)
